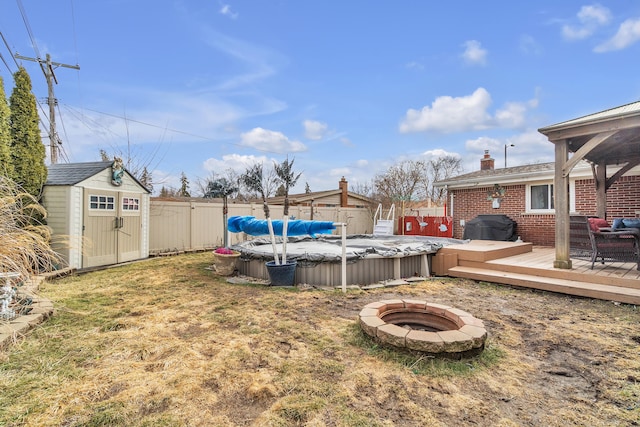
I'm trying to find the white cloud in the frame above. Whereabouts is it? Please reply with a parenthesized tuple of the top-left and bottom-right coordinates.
(562, 4, 611, 40)
(399, 88, 492, 133)
(495, 102, 528, 129)
(219, 4, 238, 19)
(399, 88, 539, 134)
(594, 18, 640, 52)
(461, 40, 487, 65)
(303, 120, 328, 140)
(340, 137, 353, 146)
(420, 148, 461, 160)
(465, 136, 502, 153)
(405, 61, 424, 70)
(328, 167, 351, 178)
(519, 35, 543, 55)
(203, 153, 272, 174)
(201, 29, 283, 91)
(239, 127, 307, 153)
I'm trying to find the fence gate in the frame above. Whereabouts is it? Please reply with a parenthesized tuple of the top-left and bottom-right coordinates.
(82, 189, 142, 268)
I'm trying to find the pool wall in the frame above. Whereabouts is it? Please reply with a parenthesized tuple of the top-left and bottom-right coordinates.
(237, 253, 431, 287)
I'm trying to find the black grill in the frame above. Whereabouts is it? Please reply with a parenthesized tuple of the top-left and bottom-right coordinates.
(462, 215, 517, 241)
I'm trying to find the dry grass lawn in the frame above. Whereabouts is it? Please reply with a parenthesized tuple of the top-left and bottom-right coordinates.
(1, 252, 639, 426)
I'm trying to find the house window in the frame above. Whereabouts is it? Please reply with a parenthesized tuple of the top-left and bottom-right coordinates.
(526, 181, 575, 213)
(122, 197, 140, 211)
(89, 195, 115, 210)
(531, 184, 554, 210)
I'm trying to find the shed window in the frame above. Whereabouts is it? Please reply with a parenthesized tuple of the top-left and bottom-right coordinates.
(122, 197, 140, 211)
(89, 195, 115, 210)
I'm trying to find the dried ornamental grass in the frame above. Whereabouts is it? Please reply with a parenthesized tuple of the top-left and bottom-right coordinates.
(0, 177, 62, 279)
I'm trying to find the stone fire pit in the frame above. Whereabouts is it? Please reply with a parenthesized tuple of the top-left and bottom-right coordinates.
(358, 299, 487, 357)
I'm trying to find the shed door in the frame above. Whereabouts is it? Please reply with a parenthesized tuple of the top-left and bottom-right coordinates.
(118, 193, 142, 263)
(82, 190, 142, 268)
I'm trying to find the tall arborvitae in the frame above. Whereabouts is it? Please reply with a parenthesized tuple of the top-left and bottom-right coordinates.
(0, 76, 12, 177)
(139, 166, 153, 193)
(178, 172, 190, 197)
(9, 67, 46, 197)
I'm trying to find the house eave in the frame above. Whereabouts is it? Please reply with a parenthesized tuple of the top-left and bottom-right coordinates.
(435, 162, 594, 190)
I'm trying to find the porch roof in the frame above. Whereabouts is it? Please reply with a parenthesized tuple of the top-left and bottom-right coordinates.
(538, 100, 640, 169)
(538, 100, 640, 270)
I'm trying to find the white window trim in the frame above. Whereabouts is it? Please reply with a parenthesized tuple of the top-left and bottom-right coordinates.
(89, 194, 116, 211)
(122, 197, 140, 211)
(525, 180, 575, 214)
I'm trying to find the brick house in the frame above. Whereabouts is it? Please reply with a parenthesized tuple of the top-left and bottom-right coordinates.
(434, 151, 640, 246)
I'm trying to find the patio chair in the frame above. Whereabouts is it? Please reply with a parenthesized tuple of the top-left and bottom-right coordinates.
(569, 215, 640, 270)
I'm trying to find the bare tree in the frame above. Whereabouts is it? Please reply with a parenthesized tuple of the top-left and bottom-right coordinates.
(428, 155, 462, 205)
(262, 167, 279, 199)
(374, 160, 429, 206)
(349, 179, 376, 198)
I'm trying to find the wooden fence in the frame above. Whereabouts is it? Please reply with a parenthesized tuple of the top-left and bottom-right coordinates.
(148, 200, 376, 254)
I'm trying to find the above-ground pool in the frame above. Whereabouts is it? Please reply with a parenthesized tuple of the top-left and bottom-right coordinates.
(231, 234, 465, 287)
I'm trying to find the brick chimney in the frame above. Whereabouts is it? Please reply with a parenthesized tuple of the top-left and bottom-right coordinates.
(480, 150, 495, 171)
(339, 177, 348, 207)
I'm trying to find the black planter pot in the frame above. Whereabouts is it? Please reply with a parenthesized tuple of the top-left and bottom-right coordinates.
(265, 261, 297, 286)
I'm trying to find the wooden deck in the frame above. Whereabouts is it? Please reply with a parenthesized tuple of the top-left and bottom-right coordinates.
(432, 240, 640, 305)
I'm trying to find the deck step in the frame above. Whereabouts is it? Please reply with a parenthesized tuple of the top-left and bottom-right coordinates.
(460, 259, 640, 290)
(448, 265, 640, 305)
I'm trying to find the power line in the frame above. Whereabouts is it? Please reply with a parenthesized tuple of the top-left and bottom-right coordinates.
(16, 0, 41, 60)
(0, 52, 12, 75)
(0, 31, 19, 73)
(69, 0, 80, 66)
(74, 106, 284, 155)
(56, 102, 73, 160)
(15, 53, 80, 164)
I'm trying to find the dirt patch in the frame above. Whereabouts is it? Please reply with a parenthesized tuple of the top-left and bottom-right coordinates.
(1, 253, 639, 426)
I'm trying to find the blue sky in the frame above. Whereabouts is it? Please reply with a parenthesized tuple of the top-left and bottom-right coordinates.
(1, 1, 639, 195)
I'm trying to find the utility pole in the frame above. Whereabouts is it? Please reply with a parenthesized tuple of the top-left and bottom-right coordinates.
(14, 53, 80, 164)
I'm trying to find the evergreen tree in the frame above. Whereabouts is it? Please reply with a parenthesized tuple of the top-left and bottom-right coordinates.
(139, 166, 153, 193)
(178, 172, 190, 197)
(9, 67, 46, 197)
(305, 182, 311, 193)
(0, 76, 13, 177)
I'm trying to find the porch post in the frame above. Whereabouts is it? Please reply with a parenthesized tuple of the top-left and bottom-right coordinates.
(554, 139, 572, 269)
(595, 161, 607, 219)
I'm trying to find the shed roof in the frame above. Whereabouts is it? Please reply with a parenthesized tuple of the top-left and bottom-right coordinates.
(46, 161, 114, 186)
(46, 161, 151, 193)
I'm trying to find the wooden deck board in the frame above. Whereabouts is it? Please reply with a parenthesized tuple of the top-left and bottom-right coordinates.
(439, 242, 640, 304)
(449, 265, 640, 305)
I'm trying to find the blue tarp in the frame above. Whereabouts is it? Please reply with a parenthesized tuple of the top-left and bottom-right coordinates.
(228, 216, 336, 237)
